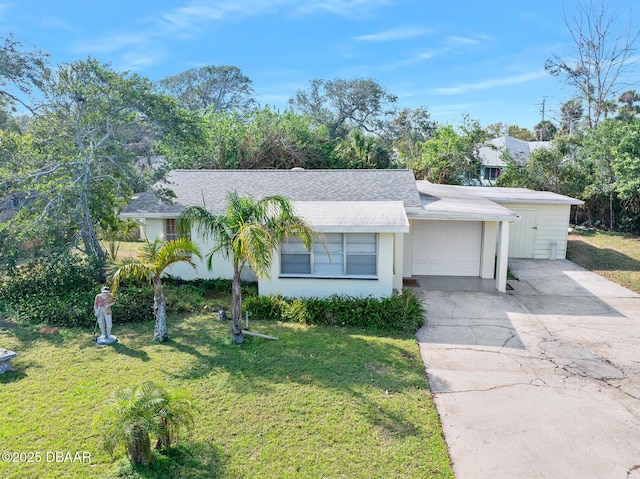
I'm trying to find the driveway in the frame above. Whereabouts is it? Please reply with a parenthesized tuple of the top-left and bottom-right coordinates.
(416, 259, 640, 479)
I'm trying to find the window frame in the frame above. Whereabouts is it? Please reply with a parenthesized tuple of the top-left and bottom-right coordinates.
(280, 233, 378, 279)
(163, 218, 190, 241)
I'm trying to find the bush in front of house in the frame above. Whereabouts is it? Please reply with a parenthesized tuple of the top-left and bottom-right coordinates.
(0, 252, 155, 326)
(244, 289, 425, 333)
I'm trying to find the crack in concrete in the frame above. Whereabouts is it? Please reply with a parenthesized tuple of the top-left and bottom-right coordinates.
(627, 464, 640, 478)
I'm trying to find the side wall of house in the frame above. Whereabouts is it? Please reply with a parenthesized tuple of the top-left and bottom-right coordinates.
(259, 232, 397, 298)
(500, 203, 571, 260)
(141, 218, 257, 281)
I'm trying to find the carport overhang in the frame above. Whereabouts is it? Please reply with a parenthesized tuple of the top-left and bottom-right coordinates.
(406, 184, 520, 293)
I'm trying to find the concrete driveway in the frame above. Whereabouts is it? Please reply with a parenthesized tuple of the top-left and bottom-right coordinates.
(416, 259, 640, 479)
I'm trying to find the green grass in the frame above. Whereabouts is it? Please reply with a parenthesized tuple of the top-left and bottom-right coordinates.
(567, 229, 640, 294)
(0, 314, 453, 479)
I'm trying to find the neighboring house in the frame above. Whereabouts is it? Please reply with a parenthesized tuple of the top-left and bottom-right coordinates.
(478, 135, 551, 185)
(120, 169, 582, 297)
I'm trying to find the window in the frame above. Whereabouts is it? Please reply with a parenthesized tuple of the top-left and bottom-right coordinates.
(346, 233, 377, 275)
(281, 236, 311, 274)
(164, 218, 188, 241)
(281, 233, 377, 278)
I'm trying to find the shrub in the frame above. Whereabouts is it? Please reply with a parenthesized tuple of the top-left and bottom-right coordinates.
(112, 285, 155, 323)
(244, 289, 425, 333)
(0, 252, 101, 326)
(0, 252, 154, 326)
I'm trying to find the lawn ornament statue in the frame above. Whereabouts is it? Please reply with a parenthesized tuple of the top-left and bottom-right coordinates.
(94, 286, 118, 345)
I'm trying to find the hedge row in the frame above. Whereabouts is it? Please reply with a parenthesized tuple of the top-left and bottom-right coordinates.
(0, 253, 153, 327)
(243, 289, 425, 334)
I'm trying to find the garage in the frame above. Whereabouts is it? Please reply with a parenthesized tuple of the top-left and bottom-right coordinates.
(412, 220, 482, 276)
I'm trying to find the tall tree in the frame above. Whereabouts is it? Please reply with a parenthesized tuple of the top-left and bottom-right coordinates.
(508, 125, 537, 141)
(559, 98, 584, 134)
(580, 119, 640, 231)
(389, 106, 436, 164)
(159, 65, 256, 115)
(178, 192, 319, 344)
(616, 90, 640, 122)
(289, 78, 397, 140)
(108, 236, 202, 342)
(334, 129, 391, 169)
(545, 0, 639, 129)
(0, 34, 48, 114)
(161, 108, 334, 170)
(13, 58, 180, 263)
(403, 116, 487, 184)
(534, 120, 558, 141)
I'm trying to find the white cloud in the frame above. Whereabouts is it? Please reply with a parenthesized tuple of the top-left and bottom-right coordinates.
(354, 27, 432, 42)
(446, 35, 482, 46)
(432, 70, 547, 95)
(297, 0, 390, 18)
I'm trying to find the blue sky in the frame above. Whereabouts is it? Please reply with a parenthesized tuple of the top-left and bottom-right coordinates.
(2, 0, 638, 130)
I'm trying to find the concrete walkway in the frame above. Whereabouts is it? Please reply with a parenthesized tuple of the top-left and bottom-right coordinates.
(416, 259, 640, 479)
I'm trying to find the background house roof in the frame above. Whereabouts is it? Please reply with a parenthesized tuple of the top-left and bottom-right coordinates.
(479, 135, 551, 168)
(121, 169, 422, 218)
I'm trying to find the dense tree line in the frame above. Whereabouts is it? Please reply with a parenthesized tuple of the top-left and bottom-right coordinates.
(1, 0, 639, 268)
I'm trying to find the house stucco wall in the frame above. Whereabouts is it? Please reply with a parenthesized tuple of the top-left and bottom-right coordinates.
(141, 218, 257, 281)
(142, 218, 396, 298)
(259, 232, 397, 298)
(480, 222, 498, 279)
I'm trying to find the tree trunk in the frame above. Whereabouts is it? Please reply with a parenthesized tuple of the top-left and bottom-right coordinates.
(609, 192, 614, 230)
(155, 418, 171, 450)
(77, 162, 105, 265)
(128, 425, 154, 465)
(153, 280, 168, 342)
(231, 266, 244, 344)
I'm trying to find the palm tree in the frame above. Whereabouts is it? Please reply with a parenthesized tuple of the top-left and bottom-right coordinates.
(108, 235, 202, 342)
(178, 191, 318, 344)
(94, 382, 195, 465)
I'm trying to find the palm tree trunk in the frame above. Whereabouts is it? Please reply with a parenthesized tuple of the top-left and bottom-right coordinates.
(128, 425, 154, 465)
(231, 266, 244, 344)
(153, 279, 169, 342)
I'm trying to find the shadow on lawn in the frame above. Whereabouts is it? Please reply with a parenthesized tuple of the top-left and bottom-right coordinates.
(568, 237, 640, 271)
(164, 316, 428, 441)
(112, 342, 151, 362)
(113, 442, 226, 479)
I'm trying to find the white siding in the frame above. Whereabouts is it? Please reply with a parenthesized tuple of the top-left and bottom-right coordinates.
(500, 204, 571, 259)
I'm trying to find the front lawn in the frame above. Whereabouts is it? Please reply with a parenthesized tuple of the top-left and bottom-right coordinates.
(0, 313, 453, 478)
(567, 229, 640, 294)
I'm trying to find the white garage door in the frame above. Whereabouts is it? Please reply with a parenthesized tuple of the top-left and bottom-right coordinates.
(412, 220, 482, 276)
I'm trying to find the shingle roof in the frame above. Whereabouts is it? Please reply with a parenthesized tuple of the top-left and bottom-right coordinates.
(121, 169, 422, 217)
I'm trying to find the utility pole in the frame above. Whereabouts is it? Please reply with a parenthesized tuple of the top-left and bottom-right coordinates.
(535, 97, 549, 141)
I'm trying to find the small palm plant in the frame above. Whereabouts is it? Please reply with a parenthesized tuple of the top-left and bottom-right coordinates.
(107, 234, 202, 342)
(94, 382, 195, 465)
